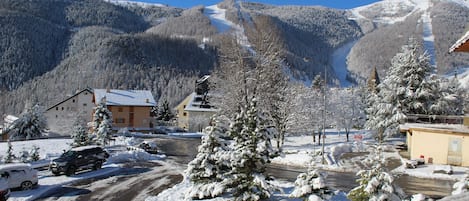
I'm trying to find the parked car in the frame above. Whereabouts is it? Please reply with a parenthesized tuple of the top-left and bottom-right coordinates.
(49, 145, 110, 176)
(0, 177, 10, 201)
(0, 163, 38, 191)
(138, 141, 158, 154)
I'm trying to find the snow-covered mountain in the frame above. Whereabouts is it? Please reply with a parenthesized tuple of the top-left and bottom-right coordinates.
(346, 0, 469, 84)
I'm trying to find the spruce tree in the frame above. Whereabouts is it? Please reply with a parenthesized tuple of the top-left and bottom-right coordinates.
(226, 98, 275, 201)
(71, 119, 91, 147)
(29, 145, 40, 161)
(366, 39, 432, 140)
(8, 103, 47, 140)
(185, 117, 229, 199)
(5, 140, 15, 163)
(348, 145, 403, 201)
(92, 98, 113, 146)
(156, 100, 174, 122)
(20, 148, 29, 163)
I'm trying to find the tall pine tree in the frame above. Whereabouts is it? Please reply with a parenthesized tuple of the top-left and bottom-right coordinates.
(71, 119, 91, 147)
(225, 98, 276, 201)
(185, 117, 230, 199)
(92, 98, 112, 146)
(366, 39, 433, 140)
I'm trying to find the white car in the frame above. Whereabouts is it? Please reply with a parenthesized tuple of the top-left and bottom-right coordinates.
(0, 177, 10, 201)
(0, 163, 38, 190)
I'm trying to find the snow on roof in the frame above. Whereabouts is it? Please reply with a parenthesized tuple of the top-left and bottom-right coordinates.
(400, 123, 469, 134)
(450, 30, 469, 53)
(4, 115, 18, 124)
(0, 163, 32, 170)
(184, 92, 218, 112)
(94, 89, 156, 107)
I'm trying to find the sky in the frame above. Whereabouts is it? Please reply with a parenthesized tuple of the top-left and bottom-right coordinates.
(133, 0, 382, 9)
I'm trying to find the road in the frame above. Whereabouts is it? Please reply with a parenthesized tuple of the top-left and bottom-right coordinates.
(37, 136, 454, 200)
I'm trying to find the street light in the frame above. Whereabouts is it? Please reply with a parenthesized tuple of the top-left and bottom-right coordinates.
(322, 69, 327, 165)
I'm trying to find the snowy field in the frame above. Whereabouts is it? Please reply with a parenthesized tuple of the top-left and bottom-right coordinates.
(0, 137, 166, 201)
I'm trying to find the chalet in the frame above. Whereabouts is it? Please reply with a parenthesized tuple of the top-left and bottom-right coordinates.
(174, 75, 218, 132)
(401, 119, 469, 166)
(93, 89, 156, 131)
(45, 88, 94, 135)
(449, 30, 469, 53)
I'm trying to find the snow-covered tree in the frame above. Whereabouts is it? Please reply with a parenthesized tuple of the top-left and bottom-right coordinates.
(71, 119, 91, 147)
(19, 148, 29, 163)
(225, 98, 276, 201)
(290, 169, 331, 201)
(92, 98, 113, 146)
(348, 145, 404, 201)
(430, 76, 465, 115)
(288, 83, 324, 143)
(8, 103, 47, 140)
(5, 140, 15, 163)
(185, 117, 230, 199)
(155, 100, 174, 122)
(330, 88, 366, 142)
(29, 145, 40, 161)
(366, 39, 433, 141)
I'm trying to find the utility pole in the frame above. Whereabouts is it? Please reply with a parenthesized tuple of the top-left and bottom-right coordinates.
(322, 69, 327, 164)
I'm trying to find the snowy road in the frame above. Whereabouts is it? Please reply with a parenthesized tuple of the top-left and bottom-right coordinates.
(37, 161, 183, 201)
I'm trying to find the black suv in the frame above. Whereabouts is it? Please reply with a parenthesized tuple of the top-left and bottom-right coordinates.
(50, 145, 110, 176)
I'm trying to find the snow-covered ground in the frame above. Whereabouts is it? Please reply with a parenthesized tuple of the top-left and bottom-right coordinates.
(151, 129, 469, 200)
(0, 137, 166, 201)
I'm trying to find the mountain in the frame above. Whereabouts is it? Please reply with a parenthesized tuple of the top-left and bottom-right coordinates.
(0, 0, 468, 116)
(346, 0, 469, 82)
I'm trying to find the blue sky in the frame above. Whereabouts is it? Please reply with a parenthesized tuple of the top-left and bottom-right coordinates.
(134, 0, 381, 9)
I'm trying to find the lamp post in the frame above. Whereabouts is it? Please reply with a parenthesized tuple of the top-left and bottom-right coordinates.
(322, 69, 327, 164)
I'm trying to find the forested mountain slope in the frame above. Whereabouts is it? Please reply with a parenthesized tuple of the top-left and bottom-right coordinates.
(1, 0, 469, 116)
(347, 0, 469, 81)
(0, 0, 212, 115)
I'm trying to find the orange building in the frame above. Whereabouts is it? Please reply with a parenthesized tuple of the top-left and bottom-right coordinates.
(93, 89, 156, 132)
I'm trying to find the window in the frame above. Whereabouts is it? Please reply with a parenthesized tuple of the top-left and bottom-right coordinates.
(183, 112, 187, 117)
(115, 118, 125, 123)
(183, 105, 186, 108)
(56, 107, 58, 111)
(61, 107, 64, 111)
(83, 103, 87, 107)
(118, 107, 123, 112)
(72, 99, 75, 103)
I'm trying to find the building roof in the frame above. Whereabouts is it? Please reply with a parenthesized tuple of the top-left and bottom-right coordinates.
(450, 30, 469, 53)
(94, 89, 156, 107)
(401, 123, 469, 135)
(184, 92, 218, 112)
(47, 88, 93, 111)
